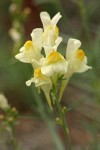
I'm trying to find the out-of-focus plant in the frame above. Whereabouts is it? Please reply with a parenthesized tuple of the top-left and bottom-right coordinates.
(75, 0, 89, 35)
(15, 11, 92, 150)
(70, 0, 100, 105)
(0, 93, 19, 150)
(9, 0, 31, 55)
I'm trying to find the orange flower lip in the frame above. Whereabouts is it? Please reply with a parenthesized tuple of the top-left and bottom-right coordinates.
(46, 51, 64, 64)
(24, 40, 33, 50)
(34, 68, 42, 77)
(76, 49, 85, 61)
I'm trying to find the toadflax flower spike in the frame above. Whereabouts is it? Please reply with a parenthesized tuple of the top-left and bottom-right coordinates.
(15, 11, 92, 110)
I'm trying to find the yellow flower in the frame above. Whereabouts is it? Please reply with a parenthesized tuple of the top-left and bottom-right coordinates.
(40, 11, 62, 56)
(59, 38, 92, 101)
(40, 11, 61, 31)
(26, 68, 53, 110)
(15, 28, 43, 68)
(41, 51, 68, 77)
(66, 38, 92, 75)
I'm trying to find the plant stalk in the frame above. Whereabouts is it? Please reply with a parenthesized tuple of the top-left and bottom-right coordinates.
(54, 85, 72, 150)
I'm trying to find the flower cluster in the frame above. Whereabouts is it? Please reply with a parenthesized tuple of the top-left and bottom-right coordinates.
(15, 12, 91, 110)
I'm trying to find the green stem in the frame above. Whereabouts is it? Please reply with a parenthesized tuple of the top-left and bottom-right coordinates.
(54, 86, 72, 150)
(0, 127, 7, 150)
(10, 128, 20, 150)
(56, 100, 72, 150)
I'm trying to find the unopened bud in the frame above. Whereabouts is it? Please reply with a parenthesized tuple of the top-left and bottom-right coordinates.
(23, 7, 31, 16)
(11, 107, 17, 112)
(9, 3, 17, 13)
(62, 106, 68, 113)
(56, 117, 63, 125)
(8, 117, 14, 122)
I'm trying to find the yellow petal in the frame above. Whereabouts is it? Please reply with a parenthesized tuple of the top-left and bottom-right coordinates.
(24, 40, 33, 51)
(46, 52, 64, 65)
(76, 49, 85, 61)
(34, 68, 42, 78)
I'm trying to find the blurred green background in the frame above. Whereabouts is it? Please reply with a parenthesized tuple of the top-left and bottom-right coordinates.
(0, 0, 100, 149)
